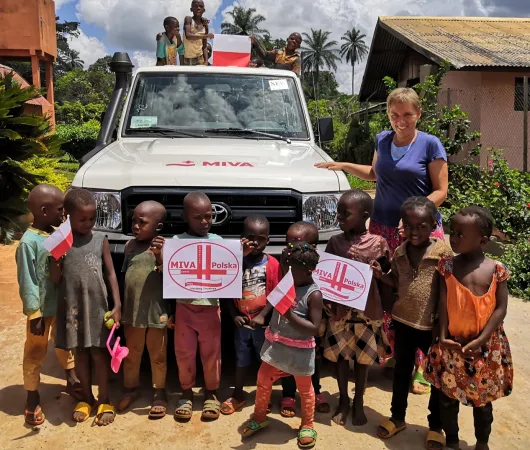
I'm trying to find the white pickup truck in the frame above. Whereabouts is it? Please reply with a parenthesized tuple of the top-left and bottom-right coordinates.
(74, 52, 350, 262)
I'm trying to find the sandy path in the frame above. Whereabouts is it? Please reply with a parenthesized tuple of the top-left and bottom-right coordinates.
(0, 244, 528, 449)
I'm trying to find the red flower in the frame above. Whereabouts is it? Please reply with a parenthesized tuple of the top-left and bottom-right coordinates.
(527, 202, 530, 209)
(488, 160, 494, 165)
(494, 182, 500, 187)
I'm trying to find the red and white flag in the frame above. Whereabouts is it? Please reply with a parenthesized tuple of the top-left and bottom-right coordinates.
(212, 34, 251, 67)
(267, 268, 296, 315)
(43, 217, 73, 260)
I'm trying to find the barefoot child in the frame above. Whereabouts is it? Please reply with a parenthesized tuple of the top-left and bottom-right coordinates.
(172, 192, 222, 421)
(55, 188, 121, 426)
(156, 17, 184, 66)
(323, 190, 391, 426)
(117, 201, 169, 419)
(279, 221, 330, 417)
(16, 185, 79, 426)
(220, 215, 281, 415)
(243, 242, 323, 449)
(183, 0, 214, 66)
(425, 207, 513, 450)
(373, 197, 452, 449)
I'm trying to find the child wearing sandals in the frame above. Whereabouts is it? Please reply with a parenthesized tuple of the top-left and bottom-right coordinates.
(117, 201, 169, 419)
(55, 188, 121, 426)
(242, 242, 323, 449)
(221, 215, 281, 415)
(172, 192, 223, 421)
(425, 206, 513, 450)
(279, 221, 330, 417)
(323, 190, 392, 426)
(372, 197, 452, 449)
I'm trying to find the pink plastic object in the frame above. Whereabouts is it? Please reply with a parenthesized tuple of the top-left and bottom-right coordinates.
(106, 324, 129, 373)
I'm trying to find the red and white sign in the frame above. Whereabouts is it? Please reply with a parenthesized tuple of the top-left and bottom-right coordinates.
(43, 217, 73, 260)
(166, 161, 254, 167)
(213, 35, 251, 67)
(267, 269, 296, 315)
(163, 239, 242, 298)
(312, 251, 372, 311)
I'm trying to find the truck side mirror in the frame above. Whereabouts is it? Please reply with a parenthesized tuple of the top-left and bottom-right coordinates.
(318, 117, 334, 143)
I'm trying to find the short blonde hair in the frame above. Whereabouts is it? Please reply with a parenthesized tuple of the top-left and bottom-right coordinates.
(386, 88, 421, 111)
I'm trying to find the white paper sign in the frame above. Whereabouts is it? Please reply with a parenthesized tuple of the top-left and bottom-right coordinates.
(269, 79, 289, 91)
(130, 116, 158, 128)
(312, 251, 373, 311)
(163, 239, 242, 299)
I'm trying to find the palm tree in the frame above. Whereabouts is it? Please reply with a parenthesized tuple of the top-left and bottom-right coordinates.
(67, 50, 84, 70)
(340, 27, 369, 95)
(221, 6, 268, 38)
(301, 29, 340, 100)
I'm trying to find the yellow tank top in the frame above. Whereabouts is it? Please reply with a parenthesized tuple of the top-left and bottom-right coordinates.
(183, 19, 206, 59)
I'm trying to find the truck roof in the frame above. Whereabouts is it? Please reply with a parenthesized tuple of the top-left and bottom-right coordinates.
(134, 65, 299, 78)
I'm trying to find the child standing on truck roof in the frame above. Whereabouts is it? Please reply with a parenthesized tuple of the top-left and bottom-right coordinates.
(171, 192, 224, 421)
(220, 215, 281, 415)
(55, 188, 121, 426)
(156, 17, 184, 66)
(117, 201, 169, 419)
(16, 184, 80, 427)
(183, 0, 214, 66)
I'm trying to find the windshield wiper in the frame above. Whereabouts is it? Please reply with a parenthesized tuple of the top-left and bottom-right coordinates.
(204, 127, 291, 144)
(128, 126, 208, 138)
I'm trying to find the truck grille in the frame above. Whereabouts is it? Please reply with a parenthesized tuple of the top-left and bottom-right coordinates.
(122, 187, 302, 240)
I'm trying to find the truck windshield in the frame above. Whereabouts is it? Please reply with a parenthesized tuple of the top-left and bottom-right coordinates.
(123, 73, 309, 140)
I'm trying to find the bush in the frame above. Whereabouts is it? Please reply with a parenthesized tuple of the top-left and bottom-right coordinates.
(55, 101, 105, 125)
(20, 156, 71, 192)
(496, 238, 530, 301)
(55, 120, 100, 159)
(440, 150, 530, 240)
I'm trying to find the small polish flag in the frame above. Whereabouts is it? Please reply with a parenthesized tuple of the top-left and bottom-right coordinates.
(43, 217, 73, 260)
(213, 34, 251, 67)
(267, 268, 296, 315)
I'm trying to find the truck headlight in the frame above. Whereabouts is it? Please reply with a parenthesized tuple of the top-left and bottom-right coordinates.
(91, 191, 122, 232)
(302, 193, 341, 231)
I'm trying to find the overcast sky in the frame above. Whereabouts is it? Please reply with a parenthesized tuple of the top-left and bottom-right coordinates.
(57, 0, 530, 93)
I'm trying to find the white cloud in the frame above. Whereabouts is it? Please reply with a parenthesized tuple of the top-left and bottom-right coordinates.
(68, 28, 109, 68)
(131, 51, 156, 70)
(222, 0, 502, 94)
(76, 0, 222, 55)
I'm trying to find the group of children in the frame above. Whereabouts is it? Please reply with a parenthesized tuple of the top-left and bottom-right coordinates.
(17, 184, 513, 449)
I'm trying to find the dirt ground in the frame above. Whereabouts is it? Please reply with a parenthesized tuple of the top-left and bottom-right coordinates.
(1, 244, 528, 450)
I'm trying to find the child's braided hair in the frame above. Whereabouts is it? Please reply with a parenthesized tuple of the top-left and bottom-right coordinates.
(282, 241, 320, 271)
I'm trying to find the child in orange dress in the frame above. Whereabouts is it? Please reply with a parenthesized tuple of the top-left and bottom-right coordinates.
(425, 206, 513, 450)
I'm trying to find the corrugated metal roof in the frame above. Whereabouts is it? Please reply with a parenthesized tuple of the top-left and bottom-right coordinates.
(359, 16, 530, 102)
(0, 64, 51, 106)
(379, 17, 530, 69)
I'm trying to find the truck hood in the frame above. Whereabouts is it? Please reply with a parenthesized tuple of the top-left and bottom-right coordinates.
(76, 138, 348, 192)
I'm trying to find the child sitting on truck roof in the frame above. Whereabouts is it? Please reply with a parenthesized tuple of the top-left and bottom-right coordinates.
(183, 0, 214, 66)
(156, 17, 184, 66)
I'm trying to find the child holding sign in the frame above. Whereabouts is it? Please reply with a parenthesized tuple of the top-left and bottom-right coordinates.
(117, 201, 168, 419)
(372, 197, 452, 448)
(221, 215, 281, 415)
(242, 242, 323, 449)
(322, 189, 392, 426)
(172, 192, 222, 421)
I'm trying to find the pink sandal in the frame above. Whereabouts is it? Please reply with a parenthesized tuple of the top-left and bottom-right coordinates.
(280, 397, 297, 418)
(315, 393, 330, 413)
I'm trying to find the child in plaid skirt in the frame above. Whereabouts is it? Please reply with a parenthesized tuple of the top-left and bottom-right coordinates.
(322, 190, 391, 426)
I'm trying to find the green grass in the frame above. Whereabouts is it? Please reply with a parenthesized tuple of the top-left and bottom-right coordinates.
(347, 174, 376, 191)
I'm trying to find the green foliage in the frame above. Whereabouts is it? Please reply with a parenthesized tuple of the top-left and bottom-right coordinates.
(55, 69, 113, 106)
(89, 56, 113, 74)
(221, 6, 268, 37)
(20, 156, 71, 192)
(347, 174, 375, 191)
(440, 150, 530, 240)
(303, 71, 340, 101)
(340, 27, 369, 95)
(496, 238, 530, 301)
(55, 101, 105, 125)
(55, 120, 100, 159)
(55, 17, 82, 77)
(0, 73, 63, 241)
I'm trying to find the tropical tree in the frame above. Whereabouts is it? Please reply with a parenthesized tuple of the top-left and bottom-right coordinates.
(340, 27, 369, 95)
(55, 17, 81, 77)
(221, 6, 268, 37)
(67, 50, 84, 71)
(89, 56, 113, 74)
(0, 73, 63, 241)
(301, 29, 340, 100)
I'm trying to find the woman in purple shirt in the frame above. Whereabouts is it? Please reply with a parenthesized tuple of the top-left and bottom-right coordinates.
(316, 88, 448, 394)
